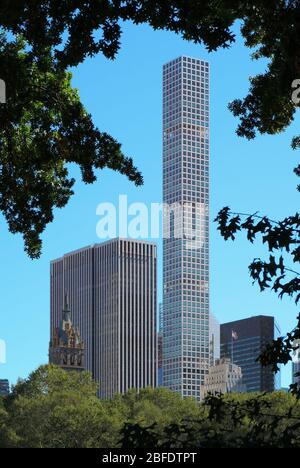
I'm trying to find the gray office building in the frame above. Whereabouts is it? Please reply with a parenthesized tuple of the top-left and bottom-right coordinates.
(51, 239, 157, 399)
(162, 56, 210, 400)
(221, 316, 281, 393)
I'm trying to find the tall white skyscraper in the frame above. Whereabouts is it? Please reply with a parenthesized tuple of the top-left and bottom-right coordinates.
(162, 56, 210, 400)
(51, 239, 157, 399)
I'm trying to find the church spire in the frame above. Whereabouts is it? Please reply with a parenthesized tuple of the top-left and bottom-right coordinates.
(49, 291, 85, 372)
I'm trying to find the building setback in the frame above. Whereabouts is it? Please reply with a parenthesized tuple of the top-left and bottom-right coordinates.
(221, 316, 281, 393)
(162, 56, 210, 400)
(51, 239, 157, 399)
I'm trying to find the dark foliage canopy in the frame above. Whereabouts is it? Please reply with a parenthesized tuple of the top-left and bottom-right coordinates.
(1, 365, 300, 448)
(1, 1, 300, 256)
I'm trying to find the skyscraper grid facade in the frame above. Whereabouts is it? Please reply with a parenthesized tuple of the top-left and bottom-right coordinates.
(162, 56, 210, 400)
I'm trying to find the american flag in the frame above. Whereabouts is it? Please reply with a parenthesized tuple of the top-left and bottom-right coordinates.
(232, 330, 238, 341)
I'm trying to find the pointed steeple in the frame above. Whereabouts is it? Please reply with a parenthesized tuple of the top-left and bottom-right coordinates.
(49, 291, 85, 372)
(62, 292, 71, 322)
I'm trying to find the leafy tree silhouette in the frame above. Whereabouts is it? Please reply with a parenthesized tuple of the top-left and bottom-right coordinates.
(120, 392, 300, 448)
(215, 208, 300, 395)
(0, 1, 300, 258)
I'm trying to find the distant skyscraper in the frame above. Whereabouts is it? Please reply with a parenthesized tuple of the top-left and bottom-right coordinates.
(49, 294, 85, 372)
(51, 239, 157, 399)
(201, 358, 246, 400)
(162, 56, 210, 400)
(221, 316, 281, 393)
(292, 340, 300, 387)
(0, 379, 9, 397)
(210, 313, 220, 367)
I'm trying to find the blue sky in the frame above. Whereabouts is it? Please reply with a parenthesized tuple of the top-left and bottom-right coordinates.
(0, 22, 299, 387)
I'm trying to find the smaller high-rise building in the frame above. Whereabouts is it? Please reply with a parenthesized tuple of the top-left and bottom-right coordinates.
(49, 295, 85, 372)
(201, 358, 245, 400)
(292, 340, 300, 387)
(221, 316, 281, 393)
(0, 379, 9, 397)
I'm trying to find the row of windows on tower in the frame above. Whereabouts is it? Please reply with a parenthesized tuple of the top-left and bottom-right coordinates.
(163, 95, 209, 106)
(163, 93, 209, 104)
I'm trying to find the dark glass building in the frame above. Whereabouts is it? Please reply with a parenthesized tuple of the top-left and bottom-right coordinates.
(220, 316, 281, 393)
(0, 379, 9, 396)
